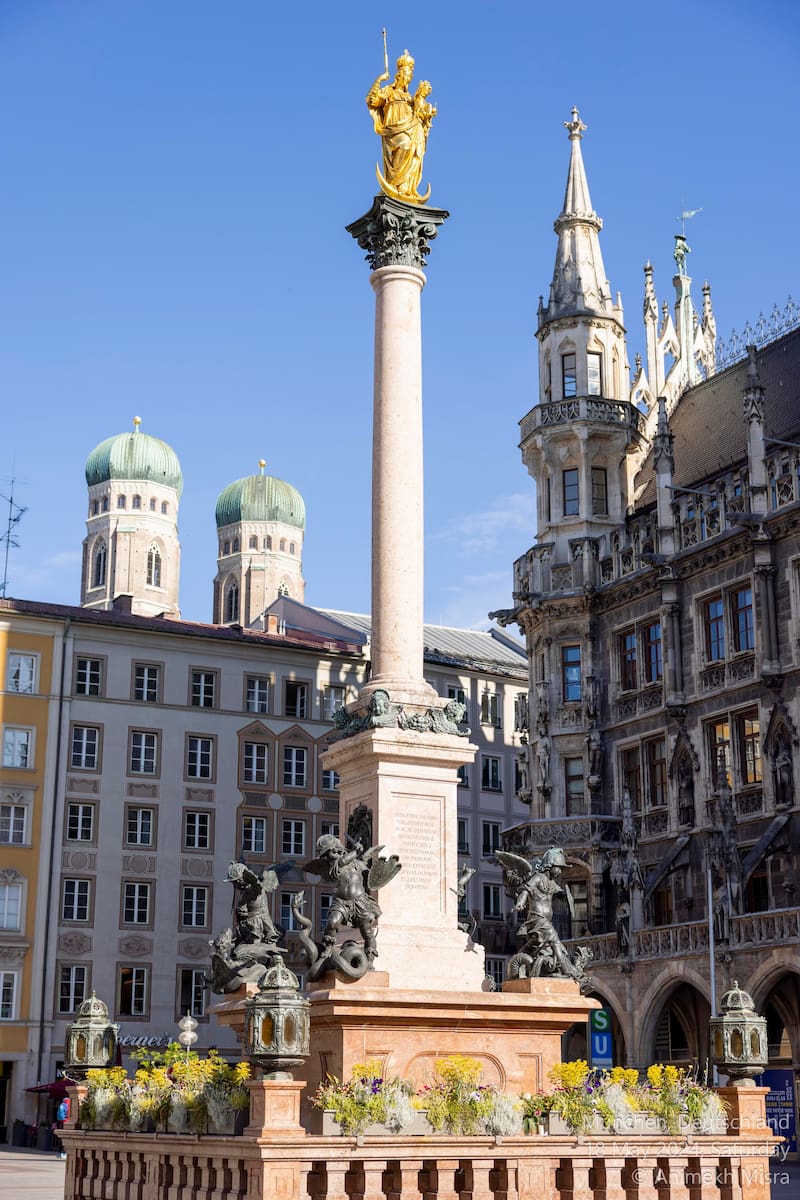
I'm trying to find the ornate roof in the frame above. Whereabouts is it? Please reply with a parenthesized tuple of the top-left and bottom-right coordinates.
(85, 418, 183, 495)
(215, 465, 305, 531)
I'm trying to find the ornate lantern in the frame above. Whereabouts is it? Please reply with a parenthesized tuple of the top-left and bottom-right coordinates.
(243, 955, 309, 1079)
(710, 981, 768, 1085)
(64, 992, 119, 1080)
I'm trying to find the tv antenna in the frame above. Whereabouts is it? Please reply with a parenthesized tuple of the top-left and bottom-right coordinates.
(0, 475, 28, 598)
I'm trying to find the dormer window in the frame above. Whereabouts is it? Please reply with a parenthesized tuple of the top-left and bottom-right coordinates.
(587, 352, 602, 396)
(562, 353, 577, 398)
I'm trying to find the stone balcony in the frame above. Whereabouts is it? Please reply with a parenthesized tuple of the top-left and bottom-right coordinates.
(564, 906, 800, 965)
(519, 396, 646, 443)
(503, 815, 621, 854)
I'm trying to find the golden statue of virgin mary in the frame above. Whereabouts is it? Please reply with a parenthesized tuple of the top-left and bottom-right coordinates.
(366, 44, 437, 205)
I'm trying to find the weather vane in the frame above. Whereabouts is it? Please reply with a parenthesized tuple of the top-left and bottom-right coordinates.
(676, 204, 703, 237)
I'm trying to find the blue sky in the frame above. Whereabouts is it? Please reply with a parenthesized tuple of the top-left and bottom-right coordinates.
(1, 0, 797, 627)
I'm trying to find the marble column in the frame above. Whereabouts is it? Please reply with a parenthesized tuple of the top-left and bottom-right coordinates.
(347, 194, 449, 709)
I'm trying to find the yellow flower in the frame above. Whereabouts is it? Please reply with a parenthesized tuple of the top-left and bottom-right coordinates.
(647, 1065, 663, 1088)
(549, 1060, 589, 1090)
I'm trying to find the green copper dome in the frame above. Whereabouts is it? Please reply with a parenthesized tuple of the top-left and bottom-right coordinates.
(215, 468, 305, 531)
(85, 420, 183, 496)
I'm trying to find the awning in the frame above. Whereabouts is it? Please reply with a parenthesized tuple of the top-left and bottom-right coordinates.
(26, 1080, 70, 1099)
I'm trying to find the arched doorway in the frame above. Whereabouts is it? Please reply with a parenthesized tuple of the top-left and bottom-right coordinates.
(758, 972, 800, 1160)
(562, 992, 627, 1067)
(646, 982, 710, 1070)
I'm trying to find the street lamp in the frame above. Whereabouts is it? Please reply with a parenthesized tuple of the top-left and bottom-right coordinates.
(64, 993, 119, 1080)
(243, 953, 309, 1079)
(177, 1014, 198, 1062)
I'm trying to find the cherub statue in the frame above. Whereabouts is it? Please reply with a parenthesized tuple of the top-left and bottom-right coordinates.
(495, 846, 591, 987)
(207, 861, 286, 993)
(299, 835, 401, 981)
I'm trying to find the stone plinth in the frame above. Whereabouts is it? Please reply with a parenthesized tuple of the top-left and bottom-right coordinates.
(303, 973, 599, 1113)
(245, 1078, 306, 1140)
(322, 726, 480, 992)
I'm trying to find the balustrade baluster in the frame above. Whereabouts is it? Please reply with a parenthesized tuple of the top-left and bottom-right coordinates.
(602, 1155, 628, 1200)
(695, 1156, 723, 1200)
(718, 1156, 743, 1200)
(570, 1155, 594, 1200)
(493, 1157, 519, 1200)
(388, 1156, 422, 1198)
(358, 1158, 388, 1200)
(422, 1157, 459, 1200)
(321, 1160, 351, 1200)
(658, 1155, 690, 1200)
(633, 1155, 659, 1200)
(464, 1156, 494, 1200)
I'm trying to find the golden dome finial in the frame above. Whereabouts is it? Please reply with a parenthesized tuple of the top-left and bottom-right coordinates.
(258, 459, 266, 475)
(133, 416, 142, 431)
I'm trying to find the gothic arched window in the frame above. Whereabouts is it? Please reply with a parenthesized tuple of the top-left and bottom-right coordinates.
(279, 539, 286, 552)
(225, 580, 240, 623)
(132, 494, 141, 510)
(289, 542, 296, 555)
(147, 546, 162, 588)
(264, 536, 272, 550)
(117, 495, 126, 509)
(92, 540, 107, 588)
(233, 538, 240, 552)
(249, 535, 258, 549)
(278, 582, 289, 597)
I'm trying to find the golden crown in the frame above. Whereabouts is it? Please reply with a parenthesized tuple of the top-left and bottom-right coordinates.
(396, 49, 414, 69)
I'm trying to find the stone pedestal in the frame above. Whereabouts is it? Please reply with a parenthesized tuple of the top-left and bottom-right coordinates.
(303, 973, 598, 1114)
(245, 1077, 306, 1140)
(717, 1085, 770, 1138)
(322, 726, 481, 992)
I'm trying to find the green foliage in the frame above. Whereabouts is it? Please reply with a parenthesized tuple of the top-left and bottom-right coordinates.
(312, 1058, 415, 1136)
(418, 1055, 521, 1136)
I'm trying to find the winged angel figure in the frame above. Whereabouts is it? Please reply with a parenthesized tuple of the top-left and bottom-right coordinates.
(208, 861, 284, 993)
(495, 846, 592, 986)
(294, 835, 402, 981)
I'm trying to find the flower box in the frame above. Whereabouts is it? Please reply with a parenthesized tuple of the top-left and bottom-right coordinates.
(319, 1109, 433, 1137)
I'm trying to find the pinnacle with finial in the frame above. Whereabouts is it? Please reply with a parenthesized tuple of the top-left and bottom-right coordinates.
(564, 106, 587, 139)
(258, 459, 266, 475)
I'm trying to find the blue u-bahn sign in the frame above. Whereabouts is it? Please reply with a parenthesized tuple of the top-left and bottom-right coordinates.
(589, 1008, 614, 1068)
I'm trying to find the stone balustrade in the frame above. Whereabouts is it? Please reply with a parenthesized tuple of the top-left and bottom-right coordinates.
(61, 1127, 776, 1200)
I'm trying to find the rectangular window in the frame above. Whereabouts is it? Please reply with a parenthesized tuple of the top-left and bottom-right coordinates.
(562, 352, 577, 398)
(123, 882, 151, 925)
(480, 691, 500, 726)
(75, 657, 102, 696)
(0, 883, 22, 930)
(284, 681, 307, 719)
(457, 817, 469, 854)
(126, 806, 154, 847)
(482, 821, 501, 856)
(282, 746, 307, 788)
(591, 466, 608, 514)
(61, 879, 90, 922)
(183, 810, 210, 851)
(481, 755, 502, 792)
(191, 670, 216, 708)
(320, 893, 334, 925)
(134, 664, 160, 703)
(187, 736, 213, 780)
(242, 815, 267, 854)
(483, 883, 502, 920)
(587, 351, 602, 396)
(321, 768, 339, 791)
(562, 468, 579, 516)
(118, 966, 148, 1017)
(323, 685, 345, 720)
(7, 653, 36, 694)
(704, 597, 726, 661)
(243, 741, 269, 784)
(733, 587, 754, 653)
(181, 885, 208, 928)
(66, 803, 94, 843)
(281, 819, 305, 857)
(280, 891, 299, 932)
(738, 712, 762, 786)
(178, 968, 206, 1018)
(457, 764, 469, 787)
(565, 757, 586, 815)
(246, 676, 270, 714)
(129, 731, 158, 775)
(70, 726, 99, 771)
(643, 622, 663, 684)
(321, 820, 339, 838)
(561, 645, 582, 702)
(646, 738, 667, 807)
(709, 718, 732, 788)
(58, 965, 88, 1014)
(619, 631, 637, 691)
(0, 803, 26, 845)
(621, 747, 641, 811)
(2, 728, 31, 768)
(485, 957, 506, 989)
(0, 971, 17, 1020)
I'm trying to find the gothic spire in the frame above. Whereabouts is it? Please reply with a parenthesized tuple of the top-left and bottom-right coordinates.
(541, 108, 616, 327)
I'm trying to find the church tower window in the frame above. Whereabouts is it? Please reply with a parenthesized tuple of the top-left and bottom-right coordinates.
(562, 352, 577, 398)
(132, 494, 141, 509)
(248, 535, 258, 549)
(117, 495, 126, 509)
(161, 501, 168, 514)
(264, 536, 272, 550)
(591, 467, 608, 515)
(225, 581, 240, 623)
(149, 498, 157, 511)
(146, 547, 162, 588)
(587, 351, 602, 395)
(92, 540, 107, 588)
(563, 468, 579, 516)
(101, 497, 109, 512)
(233, 538, 240, 552)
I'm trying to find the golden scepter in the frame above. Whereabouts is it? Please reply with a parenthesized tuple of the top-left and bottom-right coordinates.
(381, 27, 389, 77)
